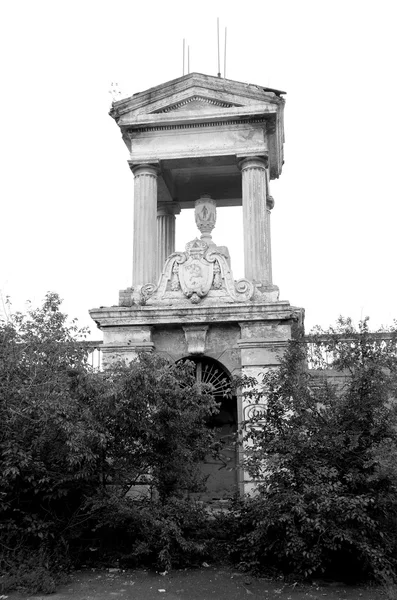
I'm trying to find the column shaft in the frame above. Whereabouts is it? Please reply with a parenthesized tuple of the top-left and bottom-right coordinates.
(265, 194, 275, 285)
(239, 157, 269, 283)
(156, 205, 176, 281)
(131, 164, 158, 286)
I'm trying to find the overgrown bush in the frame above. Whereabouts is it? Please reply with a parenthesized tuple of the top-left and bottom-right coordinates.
(76, 492, 216, 571)
(86, 352, 219, 502)
(0, 294, 220, 591)
(3, 296, 397, 590)
(235, 318, 397, 583)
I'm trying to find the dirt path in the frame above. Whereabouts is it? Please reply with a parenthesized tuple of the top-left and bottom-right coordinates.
(6, 567, 387, 600)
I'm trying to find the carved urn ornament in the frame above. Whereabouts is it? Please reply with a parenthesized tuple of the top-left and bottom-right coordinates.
(195, 194, 217, 245)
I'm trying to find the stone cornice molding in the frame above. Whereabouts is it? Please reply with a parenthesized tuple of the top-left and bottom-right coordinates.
(110, 73, 285, 120)
(127, 117, 267, 135)
(89, 302, 302, 328)
(237, 338, 287, 349)
(102, 342, 155, 353)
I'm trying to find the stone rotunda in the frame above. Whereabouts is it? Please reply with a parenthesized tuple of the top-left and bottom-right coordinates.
(89, 72, 304, 497)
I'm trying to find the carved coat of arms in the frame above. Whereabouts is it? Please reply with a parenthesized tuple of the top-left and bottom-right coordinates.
(178, 239, 214, 303)
(153, 237, 254, 305)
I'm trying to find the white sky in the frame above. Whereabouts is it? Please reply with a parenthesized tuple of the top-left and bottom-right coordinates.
(1, 0, 396, 339)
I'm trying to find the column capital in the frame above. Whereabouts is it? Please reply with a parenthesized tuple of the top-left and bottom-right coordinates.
(237, 154, 268, 171)
(157, 201, 181, 217)
(128, 161, 159, 177)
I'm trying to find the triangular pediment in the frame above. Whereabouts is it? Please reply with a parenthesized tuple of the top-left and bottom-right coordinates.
(111, 73, 285, 126)
(151, 95, 239, 114)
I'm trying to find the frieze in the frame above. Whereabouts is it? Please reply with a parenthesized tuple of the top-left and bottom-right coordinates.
(127, 117, 267, 135)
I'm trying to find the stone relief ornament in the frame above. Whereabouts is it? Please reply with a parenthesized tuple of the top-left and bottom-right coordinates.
(139, 283, 157, 304)
(213, 262, 222, 289)
(170, 263, 180, 291)
(179, 239, 214, 302)
(156, 238, 255, 304)
(120, 238, 258, 306)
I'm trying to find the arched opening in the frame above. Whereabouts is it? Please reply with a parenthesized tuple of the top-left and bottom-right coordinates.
(180, 356, 238, 501)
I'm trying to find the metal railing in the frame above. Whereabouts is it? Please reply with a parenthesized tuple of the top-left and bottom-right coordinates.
(303, 332, 396, 371)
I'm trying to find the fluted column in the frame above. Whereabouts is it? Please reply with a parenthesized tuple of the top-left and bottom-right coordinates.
(238, 156, 269, 284)
(266, 195, 274, 285)
(156, 203, 180, 281)
(130, 163, 158, 286)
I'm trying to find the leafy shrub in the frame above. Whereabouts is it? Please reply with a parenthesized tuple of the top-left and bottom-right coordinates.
(87, 352, 219, 503)
(0, 294, 220, 590)
(77, 492, 216, 571)
(236, 318, 397, 583)
(0, 544, 70, 594)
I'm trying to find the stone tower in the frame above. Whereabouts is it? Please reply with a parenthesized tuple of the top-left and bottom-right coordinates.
(90, 73, 304, 498)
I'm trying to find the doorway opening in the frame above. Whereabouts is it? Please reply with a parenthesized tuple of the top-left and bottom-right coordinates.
(181, 356, 238, 501)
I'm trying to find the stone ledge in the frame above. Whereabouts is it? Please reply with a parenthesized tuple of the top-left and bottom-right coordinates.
(90, 302, 303, 329)
(237, 338, 289, 349)
(102, 342, 154, 352)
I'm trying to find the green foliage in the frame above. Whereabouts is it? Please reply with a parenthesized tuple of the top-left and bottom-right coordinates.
(0, 293, 98, 591)
(0, 294, 219, 591)
(80, 492, 215, 571)
(236, 317, 397, 583)
(5, 296, 396, 589)
(88, 352, 218, 502)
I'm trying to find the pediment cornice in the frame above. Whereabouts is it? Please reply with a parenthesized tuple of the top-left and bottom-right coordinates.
(120, 104, 278, 130)
(110, 72, 285, 124)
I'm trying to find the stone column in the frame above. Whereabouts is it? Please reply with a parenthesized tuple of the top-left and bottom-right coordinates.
(156, 203, 179, 281)
(130, 163, 158, 286)
(238, 156, 269, 284)
(266, 195, 274, 285)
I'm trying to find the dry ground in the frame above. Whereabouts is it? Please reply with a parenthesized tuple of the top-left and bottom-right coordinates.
(5, 567, 391, 600)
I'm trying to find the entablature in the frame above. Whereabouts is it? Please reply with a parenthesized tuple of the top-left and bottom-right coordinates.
(112, 72, 285, 180)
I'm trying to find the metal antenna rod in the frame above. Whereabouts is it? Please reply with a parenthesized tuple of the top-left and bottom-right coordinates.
(224, 27, 227, 78)
(188, 45, 190, 74)
(217, 17, 221, 77)
(183, 38, 185, 75)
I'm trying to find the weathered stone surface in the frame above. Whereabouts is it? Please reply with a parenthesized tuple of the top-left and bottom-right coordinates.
(195, 194, 217, 245)
(156, 202, 180, 282)
(90, 72, 305, 497)
(130, 163, 158, 286)
(111, 73, 285, 198)
(239, 156, 269, 283)
(183, 325, 209, 355)
(89, 301, 300, 328)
